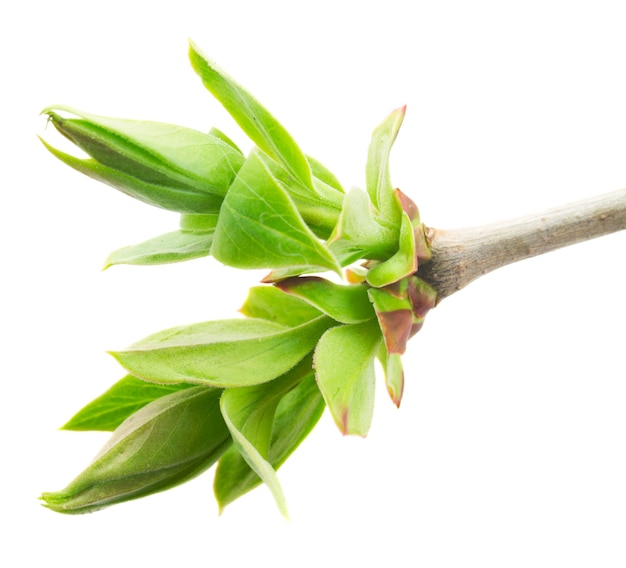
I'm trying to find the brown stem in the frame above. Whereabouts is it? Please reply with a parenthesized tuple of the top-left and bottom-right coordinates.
(417, 188, 626, 302)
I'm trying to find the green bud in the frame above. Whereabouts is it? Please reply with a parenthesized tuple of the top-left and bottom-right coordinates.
(41, 386, 231, 514)
(40, 106, 245, 213)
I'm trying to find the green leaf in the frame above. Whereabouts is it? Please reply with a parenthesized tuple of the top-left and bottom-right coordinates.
(377, 346, 404, 408)
(314, 320, 382, 436)
(368, 285, 413, 355)
(218, 357, 312, 517)
(189, 41, 313, 189)
(327, 187, 398, 265)
(40, 108, 244, 213)
(41, 386, 231, 514)
(104, 230, 214, 268)
(366, 212, 417, 287)
(110, 315, 333, 387)
(215, 371, 325, 511)
(39, 137, 223, 214)
(240, 286, 323, 327)
(275, 277, 375, 324)
(366, 106, 405, 227)
(254, 151, 343, 239)
(62, 375, 194, 432)
(211, 149, 341, 275)
(208, 127, 242, 153)
(179, 213, 219, 232)
(307, 155, 344, 193)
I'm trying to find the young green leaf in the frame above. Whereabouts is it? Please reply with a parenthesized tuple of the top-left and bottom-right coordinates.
(275, 276, 375, 324)
(40, 108, 245, 213)
(211, 149, 341, 275)
(62, 375, 194, 432)
(254, 151, 343, 239)
(218, 358, 312, 517)
(377, 346, 404, 408)
(110, 315, 333, 387)
(189, 41, 313, 189)
(366, 212, 417, 288)
(368, 286, 414, 355)
(306, 155, 345, 193)
(179, 213, 220, 232)
(104, 230, 214, 268)
(240, 286, 323, 327)
(366, 106, 405, 227)
(214, 371, 325, 511)
(327, 187, 398, 265)
(314, 319, 383, 436)
(41, 386, 231, 514)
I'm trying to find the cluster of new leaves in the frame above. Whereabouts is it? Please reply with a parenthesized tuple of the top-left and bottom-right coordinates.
(39, 42, 436, 516)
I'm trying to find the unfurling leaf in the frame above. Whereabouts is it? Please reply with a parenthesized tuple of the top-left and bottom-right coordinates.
(40, 107, 244, 213)
(214, 371, 325, 511)
(41, 387, 231, 513)
(110, 315, 333, 387)
(218, 357, 313, 517)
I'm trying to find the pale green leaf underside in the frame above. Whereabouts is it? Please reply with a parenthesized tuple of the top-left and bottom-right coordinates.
(110, 315, 333, 387)
(104, 230, 214, 268)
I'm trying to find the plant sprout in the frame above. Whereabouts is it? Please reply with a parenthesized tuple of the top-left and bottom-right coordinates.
(38, 41, 626, 517)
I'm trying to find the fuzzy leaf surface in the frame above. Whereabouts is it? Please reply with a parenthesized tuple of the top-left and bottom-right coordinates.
(62, 375, 194, 432)
(110, 316, 332, 387)
(314, 320, 382, 436)
(42, 387, 231, 514)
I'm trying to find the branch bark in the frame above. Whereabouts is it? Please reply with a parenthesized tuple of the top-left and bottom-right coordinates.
(417, 188, 626, 302)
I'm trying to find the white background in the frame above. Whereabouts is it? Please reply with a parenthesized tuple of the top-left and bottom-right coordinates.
(2, 1, 625, 566)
